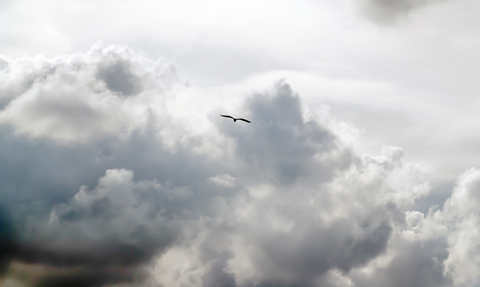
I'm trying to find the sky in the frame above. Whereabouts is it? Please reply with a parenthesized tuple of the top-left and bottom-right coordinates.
(1, 0, 480, 286)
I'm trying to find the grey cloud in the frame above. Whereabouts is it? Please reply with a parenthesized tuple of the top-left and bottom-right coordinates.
(0, 207, 16, 275)
(96, 58, 142, 97)
(413, 181, 454, 214)
(218, 81, 353, 186)
(16, 242, 159, 269)
(7, 243, 149, 287)
(0, 56, 7, 70)
(2, 44, 479, 287)
(359, 0, 447, 24)
(0, 169, 178, 286)
(351, 237, 451, 287)
(256, 218, 391, 279)
(218, 202, 397, 287)
(200, 256, 236, 287)
(33, 269, 137, 287)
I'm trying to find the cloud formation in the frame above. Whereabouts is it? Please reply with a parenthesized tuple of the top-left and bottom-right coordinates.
(0, 44, 479, 287)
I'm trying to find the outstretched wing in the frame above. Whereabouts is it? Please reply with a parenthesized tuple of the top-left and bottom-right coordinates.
(221, 114, 234, 120)
(237, 118, 251, 123)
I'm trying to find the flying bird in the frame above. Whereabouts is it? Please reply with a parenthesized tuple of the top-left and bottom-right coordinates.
(221, 114, 251, 123)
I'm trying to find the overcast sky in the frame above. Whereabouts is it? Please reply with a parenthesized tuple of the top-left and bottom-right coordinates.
(1, 0, 480, 287)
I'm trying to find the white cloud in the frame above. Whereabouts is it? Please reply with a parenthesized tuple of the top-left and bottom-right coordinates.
(442, 168, 480, 286)
(0, 43, 178, 144)
(209, 174, 237, 188)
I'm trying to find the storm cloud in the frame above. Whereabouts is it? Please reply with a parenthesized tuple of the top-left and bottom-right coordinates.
(0, 45, 479, 287)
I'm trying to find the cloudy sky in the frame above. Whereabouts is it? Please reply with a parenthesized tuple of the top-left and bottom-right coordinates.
(1, 0, 480, 286)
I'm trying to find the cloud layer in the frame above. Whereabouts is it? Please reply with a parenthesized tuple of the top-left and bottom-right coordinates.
(0, 44, 479, 287)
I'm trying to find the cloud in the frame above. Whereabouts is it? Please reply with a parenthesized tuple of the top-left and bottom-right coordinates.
(0, 207, 16, 275)
(96, 58, 143, 97)
(442, 168, 480, 286)
(0, 43, 177, 143)
(0, 169, 175, 287)
(358, 0, 447, 24)
(0, 44, 480, 287)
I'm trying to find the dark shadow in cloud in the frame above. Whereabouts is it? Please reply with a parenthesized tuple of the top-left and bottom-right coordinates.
(4, 191, 151, 286)
(255, 281, 316, 287)
(359, 0, 447, 24)
(413, 181, 454, 214)
(0, 126, 106, 209)
(96, 59, 142, 97)
(0, 207, 17, 275)
(255, 213, 392, 284)
(15, 241, 163, 268)
(0, 56, 8, 70)
(384, 239, 450, 287)
(34, 269, 136, 287)
(4, 232, 173, 286)
(218, 80, 353, 186)
(201, 258, 236, 287)
(352, 237, 451, 287)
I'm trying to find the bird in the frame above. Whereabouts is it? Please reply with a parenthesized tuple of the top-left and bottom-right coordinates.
(221, 114, 251, 123)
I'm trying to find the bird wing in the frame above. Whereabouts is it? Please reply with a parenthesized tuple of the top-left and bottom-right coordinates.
(237, 118, 251, 123)
(220, 114, 234, 119)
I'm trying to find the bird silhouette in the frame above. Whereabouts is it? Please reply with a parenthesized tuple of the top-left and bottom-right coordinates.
(221, 114, 251, 123)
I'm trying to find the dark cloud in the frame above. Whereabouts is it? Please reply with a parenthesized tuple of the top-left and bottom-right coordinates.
(34, 269, 136, 287)
(255, 218, 391, 278)
(358, 0, 447, 24)
(15, 241, 161, 269)
(218, 81, 353, 186)
(351, 236, 451, 287)
(96, 59, 142, 97)
(0, 207, 16, 275)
